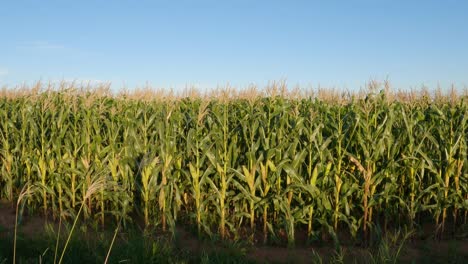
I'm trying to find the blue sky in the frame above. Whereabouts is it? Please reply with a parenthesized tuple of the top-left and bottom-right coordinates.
(1, 0, 467, 91)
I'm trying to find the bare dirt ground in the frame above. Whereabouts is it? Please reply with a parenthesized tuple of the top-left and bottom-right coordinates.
(0, 201, 47, 238)
(1, 201, 467, 263)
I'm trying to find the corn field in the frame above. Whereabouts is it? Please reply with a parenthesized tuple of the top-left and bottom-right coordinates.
(1, 84, 467, 246)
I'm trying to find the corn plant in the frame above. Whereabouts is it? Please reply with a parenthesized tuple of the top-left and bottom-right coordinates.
(1, 85, 467, 247)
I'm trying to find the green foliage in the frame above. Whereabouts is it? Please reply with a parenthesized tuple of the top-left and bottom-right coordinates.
(1, 88, 467, 246)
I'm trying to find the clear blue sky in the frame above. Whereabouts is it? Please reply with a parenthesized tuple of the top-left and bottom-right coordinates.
(1, 0, 467, 91)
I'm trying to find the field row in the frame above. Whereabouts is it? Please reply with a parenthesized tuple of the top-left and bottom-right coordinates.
(1, 89, 467, 245)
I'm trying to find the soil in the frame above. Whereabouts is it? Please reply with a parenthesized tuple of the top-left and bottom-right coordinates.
(0, 201, 48, 238)
(1, 201, 467, 263)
